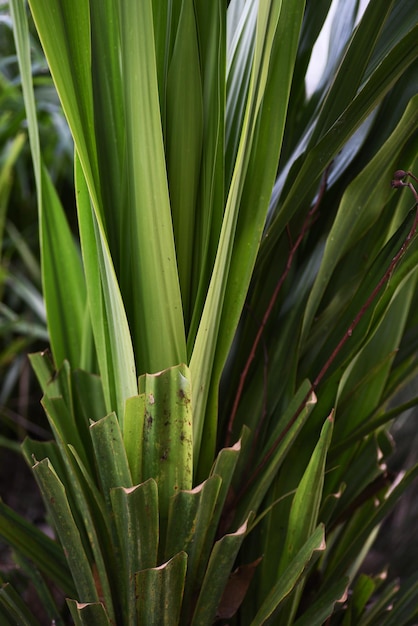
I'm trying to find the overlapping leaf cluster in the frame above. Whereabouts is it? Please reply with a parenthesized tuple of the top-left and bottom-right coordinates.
(1, 0, 418, 624)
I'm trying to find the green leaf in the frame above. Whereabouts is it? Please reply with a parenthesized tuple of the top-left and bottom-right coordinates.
(293, 575, 348, 626)
(123, 394, 146, 485)
(279, 414, 333, 573)
(358, 578, 401, 625)
(9, 0, 41, 196)
(236, 380, 317, 525)
(119, 0, 187, 374)
(302, 207, 418, 382)
(166, 0, 203, 324)
(65, 445, 118, 622)
(225, 0, 256, 186)
(27, 437, 114, 617)
(191, 515, 253, 625)
(192, 0, 306, 476)
(378, 572, 418, 626)
(9, 1, 418, 623)
(89, 0, 126, 260)
(13, 553, 67, 626)
(10, 0, 90, 370)
(250, 525, 326, 626)
(302, 94, 418, 341)
(187, 0, 226, 347)
(67, 600, 112, 626)
(308, 0, 396, 146)
(334, 270, 418, 444)
(165, 476, 222, 621)
(208, 437, 242, 536)
(39, 166, 89, 370)
(90, 412, 133, 506)
(72, 369, 107, 424)
(0, 133, 25, 249)
(32, 458, 99, 603)
(110, 480, 159, 624)
(135, 552, 187, 626)
(341, 574, 377, 625)
(274, 414, 334, 624)
(41, 394, 91, 475)
(75, 154, 137, 421)
(262, 22, 418, 262)
(0, 583, 42, 626)
(139, 364, 193, 522)
(0, 498, 74, 597)
(191, 0, 289, 465)
(28, 350, 56, 394)
(26, 0, 100, 212)
(323, 464, 418, 585)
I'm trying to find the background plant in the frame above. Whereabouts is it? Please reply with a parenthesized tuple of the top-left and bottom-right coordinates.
(0, 0, 73, 450)
(0, 0, 418, 624)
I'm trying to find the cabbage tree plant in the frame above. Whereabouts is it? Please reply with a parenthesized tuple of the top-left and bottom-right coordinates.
(1, 0, 418, 624)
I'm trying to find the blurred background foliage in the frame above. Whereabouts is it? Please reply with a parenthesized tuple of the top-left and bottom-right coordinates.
(0, 1, 73, 584)
(0, 0, 73, 442)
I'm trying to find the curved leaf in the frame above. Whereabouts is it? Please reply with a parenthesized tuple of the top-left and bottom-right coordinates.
(250, 525, 326, 626)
